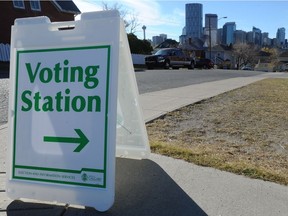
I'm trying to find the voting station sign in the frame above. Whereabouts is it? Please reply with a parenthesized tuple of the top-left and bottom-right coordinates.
(7, 11, 150, 211)
(12, 45, 111, 188)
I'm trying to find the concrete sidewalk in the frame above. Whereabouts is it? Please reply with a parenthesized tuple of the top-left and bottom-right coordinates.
(141, 72, 288, 122)
(1, 73, 288, 215)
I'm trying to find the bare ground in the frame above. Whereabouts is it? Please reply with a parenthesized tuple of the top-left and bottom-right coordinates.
(147, 78, 288, 185)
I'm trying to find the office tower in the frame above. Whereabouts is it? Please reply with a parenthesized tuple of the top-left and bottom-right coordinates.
(223, 22, 236, 45)
(185, 3, 203, 39)
(159, 34, 167, 41)
(234, 30, 246, 44)
(276, 27, 285, 46)
(253, 26, 262, 45)
(246, 31, 254, 44)
(152, 36, 163, 46)
(204, 14, 218, 47)
(205, 14, 218, 29)
(152, 34, 167, 46)
(217, 28, 223, 44)
(262, 32, 270, 46)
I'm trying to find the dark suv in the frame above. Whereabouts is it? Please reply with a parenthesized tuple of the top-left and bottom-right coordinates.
(195, 58, 214, 69)
(145, 48, 194, 69)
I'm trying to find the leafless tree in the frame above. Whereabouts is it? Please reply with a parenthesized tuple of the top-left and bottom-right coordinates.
(126, 12, 140, 34)
(101, 2, 140, 34)
(233, 43, 259, 69)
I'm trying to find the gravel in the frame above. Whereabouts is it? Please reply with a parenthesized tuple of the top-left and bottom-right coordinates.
(0, 79, 9, 126)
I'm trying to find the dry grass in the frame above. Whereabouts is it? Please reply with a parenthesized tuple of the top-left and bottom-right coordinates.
(147, 78, 288, 185)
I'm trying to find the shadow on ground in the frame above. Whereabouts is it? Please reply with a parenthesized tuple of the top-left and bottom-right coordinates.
(7, 158, 207, 216)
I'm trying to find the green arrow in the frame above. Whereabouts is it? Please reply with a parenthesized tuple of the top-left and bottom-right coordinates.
(43, 129, 89, 153)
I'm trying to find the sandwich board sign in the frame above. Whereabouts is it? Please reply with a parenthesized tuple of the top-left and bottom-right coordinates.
(6, 11, 150, 212)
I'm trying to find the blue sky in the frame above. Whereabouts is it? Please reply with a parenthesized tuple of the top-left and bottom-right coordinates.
(74, 0, 288, 41)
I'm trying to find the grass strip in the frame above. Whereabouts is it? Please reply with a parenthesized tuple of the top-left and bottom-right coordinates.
(147, 78, 288, 185)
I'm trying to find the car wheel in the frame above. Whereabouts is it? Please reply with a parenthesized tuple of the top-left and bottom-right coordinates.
(164, 60, 170, 69)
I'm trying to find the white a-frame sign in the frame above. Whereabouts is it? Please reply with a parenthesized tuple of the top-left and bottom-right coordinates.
(6, 11, 150, 212)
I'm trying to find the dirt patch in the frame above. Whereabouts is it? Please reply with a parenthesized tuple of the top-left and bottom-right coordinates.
(147, 78, 288, 185)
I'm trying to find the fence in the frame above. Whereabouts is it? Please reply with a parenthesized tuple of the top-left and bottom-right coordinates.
(131, 54, 147, 65)
(1, 44, 146, 66)
(0, 43, 10, 62)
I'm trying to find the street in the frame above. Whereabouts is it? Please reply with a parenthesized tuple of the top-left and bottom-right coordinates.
(135, 68, 264, 94)
(0, 69, 267, 126)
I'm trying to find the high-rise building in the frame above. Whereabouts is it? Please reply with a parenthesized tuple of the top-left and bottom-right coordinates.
(185, 3, 203, 39)
(262, 32, 270, 46)
(271, 38, 278, 47)
(234, 30, 246, 44)
(179, 27, 186, 45)
(152, 34, 168, 47)
(152, 36, 163, 47)
(205, 14, 218, 29)
(276, 27, 285, 46)
(253, 26, 262, 45)
(217, 28, 223, 44)
(222, 22, 236, 45)
(204, 14, 218, 47)
(159, 34, 167, 41)
(246, 31, 254, 44)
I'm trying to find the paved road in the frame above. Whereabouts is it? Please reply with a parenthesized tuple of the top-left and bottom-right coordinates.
(0, 79, 9, 125)
(135, 68, 265, 94)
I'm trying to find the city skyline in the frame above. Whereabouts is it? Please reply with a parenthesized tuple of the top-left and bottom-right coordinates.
(74, 0, 288, 41)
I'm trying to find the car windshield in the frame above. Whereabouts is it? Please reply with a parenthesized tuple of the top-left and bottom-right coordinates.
(155, 49, 171, 55)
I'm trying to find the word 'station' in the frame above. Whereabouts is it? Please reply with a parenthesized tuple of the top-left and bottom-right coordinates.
(21, 60, 101, 112)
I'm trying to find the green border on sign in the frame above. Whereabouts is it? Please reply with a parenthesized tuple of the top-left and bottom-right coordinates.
(12, 45, 111, 188)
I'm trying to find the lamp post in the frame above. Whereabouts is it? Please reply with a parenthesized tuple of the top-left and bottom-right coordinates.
(209, 16, 227, 60)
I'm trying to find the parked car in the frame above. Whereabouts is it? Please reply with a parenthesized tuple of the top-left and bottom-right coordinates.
(241, 65, 253, 70)
(195, 58, 214, 69)
(145, 48, 195, 69)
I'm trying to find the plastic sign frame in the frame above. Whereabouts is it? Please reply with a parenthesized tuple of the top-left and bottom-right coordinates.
(6, 11, 120, 211)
